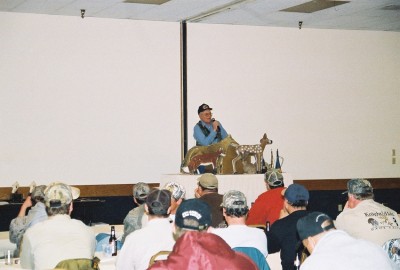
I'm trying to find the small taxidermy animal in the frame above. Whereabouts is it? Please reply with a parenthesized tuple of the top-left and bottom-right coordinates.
(242, 152, 257, 174)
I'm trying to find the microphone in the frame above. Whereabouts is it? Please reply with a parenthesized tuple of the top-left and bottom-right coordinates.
(211, 118, 220, 132)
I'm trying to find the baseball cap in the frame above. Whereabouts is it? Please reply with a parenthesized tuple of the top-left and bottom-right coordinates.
(198, 103, 213, 114)
(175, 199, 211, 231)
(283, 183, 309, 203)
(31, 185, 46, 198)
(265, 170, 284, 187)
(163, 181, 186, 201)
(197, 173, 218, 189)
(146, 189, 171, 216)
(44, 182, 80, 208)
(221, 190, 247, 209)
(297, 212, 336, 240)
(345, 178, 373, 195)
(133, 182, 150, 200)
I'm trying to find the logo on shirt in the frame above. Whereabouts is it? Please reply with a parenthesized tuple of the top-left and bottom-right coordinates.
(365, 211, 400, 231)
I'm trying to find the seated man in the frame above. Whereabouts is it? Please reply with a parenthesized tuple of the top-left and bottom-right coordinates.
(20, 182, 95, 270)
(335, 178, 400, 246)
(117, 189, 175, 270)
(149, 198, 258, 270)
(267, 183, 310, 270)
(9, 185, 48, 255)
(297, 211, 396, 269)
(212, 190, 268, 257)
(122, 182, 151, 243)
(246, 169, 285, 227)
(195, 173, 225, 227)
(194, 103, 228, 146)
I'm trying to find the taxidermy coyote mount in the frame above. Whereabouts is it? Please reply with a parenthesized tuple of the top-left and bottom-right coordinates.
(231, 133, 272, 174)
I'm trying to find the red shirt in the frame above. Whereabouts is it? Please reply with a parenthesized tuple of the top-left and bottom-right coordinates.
(246, 186, 285, 226)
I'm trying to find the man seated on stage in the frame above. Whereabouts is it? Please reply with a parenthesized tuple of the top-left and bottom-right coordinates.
(194, 103, 228, 146)
(212, 190, 268, 257)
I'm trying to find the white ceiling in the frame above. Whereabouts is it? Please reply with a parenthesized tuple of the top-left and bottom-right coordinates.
(1, 0, 400, 32)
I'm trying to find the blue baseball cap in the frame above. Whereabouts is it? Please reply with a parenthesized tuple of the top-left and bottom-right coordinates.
(283, 184, 309, 203)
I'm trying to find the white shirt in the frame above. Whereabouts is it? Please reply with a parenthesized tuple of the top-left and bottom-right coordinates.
(212, 224, 268, 257)
(20, 214, 96, 270)
(301, 230, 397, 270)
(335, 199, 400, 246)
(116, 218, 175, 270)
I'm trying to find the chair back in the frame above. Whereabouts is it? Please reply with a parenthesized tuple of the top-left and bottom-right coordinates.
(233, 247, 270, 270)
(382, 238, 400, 267)
(54, 257, 100, 270)
(148, 250, 171, 267)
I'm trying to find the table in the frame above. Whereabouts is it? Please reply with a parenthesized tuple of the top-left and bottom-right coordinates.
(160, 173, 293, 206)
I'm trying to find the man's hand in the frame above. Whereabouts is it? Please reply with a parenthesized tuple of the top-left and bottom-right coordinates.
(18, 196, 32, 217)
(212, 120, 220, 131)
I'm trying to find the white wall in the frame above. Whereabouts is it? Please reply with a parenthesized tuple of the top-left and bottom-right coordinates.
(0, 12, 182, 186)
(1, 12, 399, 187)
(187, 23, 400, 179)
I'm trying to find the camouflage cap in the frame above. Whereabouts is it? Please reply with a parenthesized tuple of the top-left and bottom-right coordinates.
(197, 173, 218, 189)
(265, 170, 284, 187)
(44, 182, 80, 208)
(31, 185, 46, 198)
(133, 182, 150, 200)
(346, 178, 373, 195)
(163, 181, 186, 201)
(221, 190, 247, 209)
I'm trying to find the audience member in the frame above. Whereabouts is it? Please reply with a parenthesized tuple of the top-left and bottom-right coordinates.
(212, 190, 268, 256)
(195, 173, 225, 227)
(20, 182, 95, 270)
(122, 182, 151, 243)
(194, 103, 228, 146)
(297, 211, 397, 270)
(9, 185, 48, 255)
(149, 198, 258, 270)
(163, 181, 186, 222)
(246, 169, 285, 226)
(335, 178, 400, 246)
(267, 183, 309, 270)
(117, 189, 175, 270)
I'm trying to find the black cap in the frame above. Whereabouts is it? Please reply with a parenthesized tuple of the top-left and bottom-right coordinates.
(297, 212, 335, 240)
(198, 103, 212, 114)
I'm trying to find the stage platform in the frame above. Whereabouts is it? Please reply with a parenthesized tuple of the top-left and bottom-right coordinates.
(160, 173, 293, 205)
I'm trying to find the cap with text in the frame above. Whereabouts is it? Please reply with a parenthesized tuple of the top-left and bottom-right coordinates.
(175, 199, 211, 231)
(198, 103, 213, 114)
